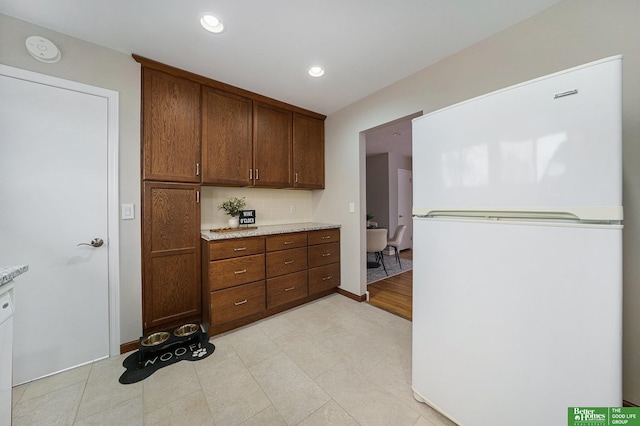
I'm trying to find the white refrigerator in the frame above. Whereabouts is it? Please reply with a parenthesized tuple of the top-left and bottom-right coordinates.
(411, 56, 623, 426)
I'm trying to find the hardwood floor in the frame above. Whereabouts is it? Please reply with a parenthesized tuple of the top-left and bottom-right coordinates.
(367, 249, 413, 320)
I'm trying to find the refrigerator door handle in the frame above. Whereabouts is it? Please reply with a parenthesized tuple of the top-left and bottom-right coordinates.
(416, 210, 579, 220)
(412, 206, 623, 223)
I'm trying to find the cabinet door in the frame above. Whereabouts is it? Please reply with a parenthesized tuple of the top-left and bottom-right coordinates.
(267, 270, 308, 309)
(142, 69, 201, 182)
(308, 242, 340, 268)
(293, 113, 325, 189)
(309, 263, 340, 294)
(253, 102, 292, 187)
(143, 182, 201, 333)
(202, 87, 253, 185)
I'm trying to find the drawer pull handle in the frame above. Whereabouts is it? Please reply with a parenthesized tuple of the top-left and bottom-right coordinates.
(233, 247, 247, 252)
(322, 253, 331, 257)
(322, 276, 332, 281)
(234, 299, 248, 306)
(321, 236, 331, 240)
(234, 269, 247, 275)
(284, 260, 294, 265)
(283, 241, 293, 245)
(284, 286, 295, 292)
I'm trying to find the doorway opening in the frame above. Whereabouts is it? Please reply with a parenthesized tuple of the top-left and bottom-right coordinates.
(363, 111, 421, 319)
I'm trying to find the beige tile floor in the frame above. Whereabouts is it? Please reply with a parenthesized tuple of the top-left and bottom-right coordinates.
(11, 294, 456, 426)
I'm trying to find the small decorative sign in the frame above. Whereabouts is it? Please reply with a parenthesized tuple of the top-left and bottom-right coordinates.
(239, 210, 256, 225)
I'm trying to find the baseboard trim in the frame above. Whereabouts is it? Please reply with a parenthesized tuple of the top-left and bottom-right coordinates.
(624, 400, 638, 407)
(337, 288, 367, 302)
(120, 340, 138, 354)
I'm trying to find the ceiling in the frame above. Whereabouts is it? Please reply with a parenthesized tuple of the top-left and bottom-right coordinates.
(1, 0, 563, 117)
(365, 115, 417, 158)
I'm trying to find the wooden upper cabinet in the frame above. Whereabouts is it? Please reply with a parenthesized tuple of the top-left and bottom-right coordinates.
(142, 68, 201, 183)
(202, 87, 253, 186)
(253, 102, 292, 188)
(293, 113, 325, 189)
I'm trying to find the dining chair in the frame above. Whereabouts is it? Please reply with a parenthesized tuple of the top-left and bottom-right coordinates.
(387, 225, 407, 268)
(366, 228, 388, 276)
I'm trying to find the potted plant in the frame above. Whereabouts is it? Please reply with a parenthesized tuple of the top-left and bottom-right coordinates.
(218, 197, 246, 228)
(366, 213, 375, 228)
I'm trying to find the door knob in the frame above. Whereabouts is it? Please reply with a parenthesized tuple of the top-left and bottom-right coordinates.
(77, 238, 104, 248)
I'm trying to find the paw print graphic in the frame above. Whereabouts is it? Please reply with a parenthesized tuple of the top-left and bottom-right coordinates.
(192, 348, 207, 358)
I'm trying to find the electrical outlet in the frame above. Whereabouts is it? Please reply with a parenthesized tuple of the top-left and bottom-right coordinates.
(290, 204, 296, 214)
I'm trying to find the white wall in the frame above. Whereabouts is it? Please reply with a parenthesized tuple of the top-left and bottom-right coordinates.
(365, 154, 389, 228)
(315, 0, 640, 404)
(365, 152, 412, 233)
(201, 187, 313, 229)
(0, 14, 143, 344)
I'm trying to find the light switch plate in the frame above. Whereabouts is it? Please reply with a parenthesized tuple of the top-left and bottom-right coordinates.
(121, 204, 135, 220)
(349, 202, 355, 213)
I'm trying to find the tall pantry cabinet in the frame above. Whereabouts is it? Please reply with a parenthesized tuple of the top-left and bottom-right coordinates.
(136, 55, 326, 336)
(140, 66, 202, 334)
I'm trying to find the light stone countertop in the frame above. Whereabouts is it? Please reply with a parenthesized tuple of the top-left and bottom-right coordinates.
(201, 222, 340, 241)
(0, 264, 29, 287)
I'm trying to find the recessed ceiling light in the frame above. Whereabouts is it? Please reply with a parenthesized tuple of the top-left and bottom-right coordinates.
(308, 66, 325, 78)
(201, 14, 224, 33)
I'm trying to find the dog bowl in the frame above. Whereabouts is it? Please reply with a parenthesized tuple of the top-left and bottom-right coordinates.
(140, 331, 170, 347)
(174, 323, 199, 337)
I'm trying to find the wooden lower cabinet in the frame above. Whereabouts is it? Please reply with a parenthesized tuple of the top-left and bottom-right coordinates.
(309, 263, 341, 294)
(308, 229, 341, 295)
(142, 182, 201, 334)
(202, 227, 340, 336)
(267, 270, 308, 309)
(208, 254, 265, 290)
(210, 281, 265, 326)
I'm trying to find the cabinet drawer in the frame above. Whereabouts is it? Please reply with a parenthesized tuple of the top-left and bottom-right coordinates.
(308, 228, 340, 245)
(266, 232, 307, 252)
(266, 270, 308, 309)
(309, 263, 340, 294)
(266, 247, 307, 278)
(208, 237, 265, 261)
(308, 242, 340, 268)
(209, 254, 265, 290)
(210, 281, 265, 325)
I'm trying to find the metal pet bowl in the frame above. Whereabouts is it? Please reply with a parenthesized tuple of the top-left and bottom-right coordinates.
(174, 323, 199, 337)
(140, 331, 170, 347)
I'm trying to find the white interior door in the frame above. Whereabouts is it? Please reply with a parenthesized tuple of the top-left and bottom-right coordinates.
(0, 68, 117, 384)
(397, 169, 413, 251)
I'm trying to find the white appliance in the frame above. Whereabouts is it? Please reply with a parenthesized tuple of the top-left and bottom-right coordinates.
(411, 56, 623, 426)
